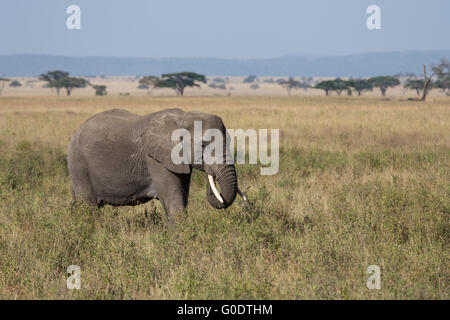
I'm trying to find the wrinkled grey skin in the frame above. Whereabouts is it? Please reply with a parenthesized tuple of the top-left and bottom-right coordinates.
(67, 108, 237, 224)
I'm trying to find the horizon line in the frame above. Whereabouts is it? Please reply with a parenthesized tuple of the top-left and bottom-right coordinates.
(1, 49, 450, 61)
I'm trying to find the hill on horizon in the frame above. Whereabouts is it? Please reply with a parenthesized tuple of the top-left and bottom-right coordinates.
(1, 50, 449, 77)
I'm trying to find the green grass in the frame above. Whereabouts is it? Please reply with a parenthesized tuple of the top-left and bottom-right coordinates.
(0, 140, 448, 299)
(0, 95, 448, 299)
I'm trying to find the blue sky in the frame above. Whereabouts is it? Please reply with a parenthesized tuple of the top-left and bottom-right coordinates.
(0, 0, 449, 58)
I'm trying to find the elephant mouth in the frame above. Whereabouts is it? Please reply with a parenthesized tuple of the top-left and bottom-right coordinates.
(205, 164, 249, 209)
(205, 164, 236, 209)
(208, 174, 248, 205)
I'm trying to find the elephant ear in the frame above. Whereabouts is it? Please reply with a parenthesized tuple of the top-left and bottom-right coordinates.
(141, 109, 191, 174)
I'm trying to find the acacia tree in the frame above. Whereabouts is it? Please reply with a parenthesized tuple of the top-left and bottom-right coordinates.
(243, 75, 258, 83)
(420, 65, 435, 101)
(369, 76, 400, 96)
(58, 77, 90, 96)
(9, 80, 22, 87)
(332, 79, 348, 96)
(346, 79, 373, 96)
(92, 85, 107, 96)
(138, 75, 160, 95)
(279, 77, 300, 96)
(404, 79, 426, 96)
(156, 72, 206, 96)
(39, 70, 69, 95)
(315, 80, 335, 96)
(279, 77, 310, 95)
(314, 79, 347, 96)
(432, 59, 450, 97)
(413, 60, 449, 101)
(40, 70, 89, 96)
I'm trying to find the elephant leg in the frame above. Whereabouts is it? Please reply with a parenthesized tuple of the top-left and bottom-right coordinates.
(146, 157, 191, 226)
(70, 186, 76, 207)
(69, 165, 98, 206)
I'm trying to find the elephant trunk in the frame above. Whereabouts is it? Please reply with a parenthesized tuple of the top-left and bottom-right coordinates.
(206, 163, 237, 209)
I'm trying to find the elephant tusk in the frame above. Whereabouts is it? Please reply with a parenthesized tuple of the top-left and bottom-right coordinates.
(208, 175, 223, 204)
(237, 187, 247, 201)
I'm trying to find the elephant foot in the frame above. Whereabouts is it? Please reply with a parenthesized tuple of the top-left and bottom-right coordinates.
(165, 204, 188, 228)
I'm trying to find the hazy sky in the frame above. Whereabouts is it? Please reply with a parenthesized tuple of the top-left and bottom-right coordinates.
(0, 0, 449, 58)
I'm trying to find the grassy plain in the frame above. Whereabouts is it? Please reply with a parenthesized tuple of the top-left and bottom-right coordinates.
(0, 95, 448, 299)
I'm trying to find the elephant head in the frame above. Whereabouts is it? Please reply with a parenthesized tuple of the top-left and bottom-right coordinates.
(141, 108, 244, 209)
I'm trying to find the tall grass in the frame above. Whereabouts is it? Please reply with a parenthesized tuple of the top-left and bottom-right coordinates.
(0, 96, 448, 299)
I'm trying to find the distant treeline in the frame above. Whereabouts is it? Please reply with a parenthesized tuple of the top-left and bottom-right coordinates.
(1, 59, 448, 99)
(312, 59, 449, 101)
(237, 59, 449, 100)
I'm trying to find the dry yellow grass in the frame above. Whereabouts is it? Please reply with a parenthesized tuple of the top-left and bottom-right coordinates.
(0, 95, 448, 299)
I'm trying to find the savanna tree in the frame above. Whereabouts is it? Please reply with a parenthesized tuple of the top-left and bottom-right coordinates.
(434, 77, 450, 96)
(332, 79, 348, 96)
(156, 72, 206, 96)
(58, 77, 90, 96)
(92, 85, 107, 96)
(138, 75, 160, 95)
(346, 79, 373, 96)
(404, 79, 427, 96)
(279, 77, 300, 96)
(369, 76, 400, 96)
(414, 59, 449, 101)
(9, 80, 22, 87)
(243, 75, 258, 83)
(432, 59, 450, 96)
(315, 80, 335, 96)
(298, 81, 310, 91)
(39, 70, 69, 95)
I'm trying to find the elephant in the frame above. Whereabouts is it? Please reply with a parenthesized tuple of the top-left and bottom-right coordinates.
(67, 108, 247, 224)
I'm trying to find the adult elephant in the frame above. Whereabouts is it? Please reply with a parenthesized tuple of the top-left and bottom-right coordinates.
(67, 108, 247, 224)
